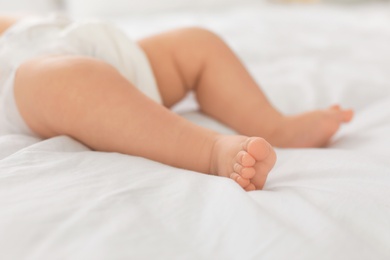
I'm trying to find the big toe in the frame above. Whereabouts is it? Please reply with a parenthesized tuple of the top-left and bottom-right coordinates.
(329, 105, 354, 123)
(342, 109, 354, 122)
(243, 137, 272, 161)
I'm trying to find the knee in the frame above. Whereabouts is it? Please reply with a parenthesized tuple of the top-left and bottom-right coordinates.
(179, 27, 226, 50)
(184, 27, 221, 39)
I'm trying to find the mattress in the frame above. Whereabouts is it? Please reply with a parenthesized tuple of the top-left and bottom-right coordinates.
(1, 3, 390, 259)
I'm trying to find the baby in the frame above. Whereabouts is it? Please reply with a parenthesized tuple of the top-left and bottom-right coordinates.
(0, 14, 353, 191)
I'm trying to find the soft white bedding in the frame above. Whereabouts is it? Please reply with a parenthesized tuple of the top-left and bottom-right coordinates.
(1, 3, 390, 259)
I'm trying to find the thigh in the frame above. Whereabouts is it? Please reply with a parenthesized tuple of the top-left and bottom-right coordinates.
(13, 55, 131, 138)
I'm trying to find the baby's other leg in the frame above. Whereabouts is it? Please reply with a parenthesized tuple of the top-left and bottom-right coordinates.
(139, 27, 280, 133)
(139, 28, 353, 148)
(13, 56, 276, 190)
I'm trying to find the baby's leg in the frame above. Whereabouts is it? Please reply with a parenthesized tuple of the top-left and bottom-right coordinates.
(13, 55, 276, 190)
(139, 28, 353, 148)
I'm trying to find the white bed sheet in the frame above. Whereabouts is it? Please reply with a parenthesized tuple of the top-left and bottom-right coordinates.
(1, 3, 390, 259)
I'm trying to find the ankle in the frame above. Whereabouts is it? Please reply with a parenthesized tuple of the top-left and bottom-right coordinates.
(260, 112, 298, 148)
(208, 134, 242, 176)
(208, 135, 224, 176)
(187, 131, 221, 175)
(259, 109, 286, 141)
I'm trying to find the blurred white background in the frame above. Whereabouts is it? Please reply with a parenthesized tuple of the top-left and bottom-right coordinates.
(0, 0, 258, 15)
(0, 0, 62, 14)
(1, 0, 389, 17)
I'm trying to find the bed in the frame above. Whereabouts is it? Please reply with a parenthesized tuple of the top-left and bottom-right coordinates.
(1, 2, 390, 259)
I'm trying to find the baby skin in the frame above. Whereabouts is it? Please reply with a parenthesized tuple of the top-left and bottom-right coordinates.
(5, 21, 353, 191)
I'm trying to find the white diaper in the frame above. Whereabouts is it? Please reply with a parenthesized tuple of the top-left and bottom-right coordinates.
(0, 14, 161, 136)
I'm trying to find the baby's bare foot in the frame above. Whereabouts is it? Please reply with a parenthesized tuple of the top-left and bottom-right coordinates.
(210, 135, 276, 191)
(270, 105, 353, 148)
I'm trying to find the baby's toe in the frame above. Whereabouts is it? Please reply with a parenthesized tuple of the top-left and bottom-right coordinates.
(233, 163, 256, 179)
(329, 105, 353, 123)
(244, 183, 256, 191)
(235, 151, 255, 167)
(342, 109, 354, 122)
(230, 172, 251, 188)
(330, 104, 341, 111)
